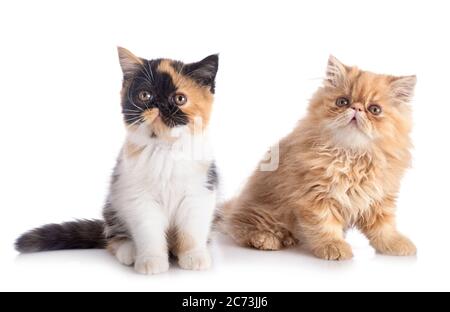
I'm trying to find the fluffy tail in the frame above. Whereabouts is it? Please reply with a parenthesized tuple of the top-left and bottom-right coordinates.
(15, 219, 106, 253)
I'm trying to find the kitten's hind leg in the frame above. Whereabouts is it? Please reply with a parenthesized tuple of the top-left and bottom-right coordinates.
(246, 230, 297, 250)
(249, 231, 283, 250)
(107, 238, 136, 266)
(227, 208, 296, 251)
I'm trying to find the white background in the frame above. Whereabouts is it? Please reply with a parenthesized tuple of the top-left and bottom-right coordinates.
(1, 0, 449, 292)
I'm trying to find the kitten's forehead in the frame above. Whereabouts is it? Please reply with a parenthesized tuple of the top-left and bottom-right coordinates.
(140, 58, 180, 88)
(129, 58, 188, 97)
(346, 68, 391, 103)
(135, 58, 201, 91)
(156, 59, 185, 87)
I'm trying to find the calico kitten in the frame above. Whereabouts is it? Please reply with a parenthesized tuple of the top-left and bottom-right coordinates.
(16, 47, 220, 274)
(223, 56, 416, 260)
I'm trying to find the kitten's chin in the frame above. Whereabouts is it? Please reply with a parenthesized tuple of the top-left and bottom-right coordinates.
(127, 121, 192, 145)
(329, 125, 372, 151)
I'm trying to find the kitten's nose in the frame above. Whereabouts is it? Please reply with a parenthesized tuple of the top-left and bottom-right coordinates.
(350, 103, 364, 112)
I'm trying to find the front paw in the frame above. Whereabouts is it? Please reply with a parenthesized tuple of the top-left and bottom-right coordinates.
(134, 256, 169, 275)
(178, 249, 212, 271)
(373, 234, 417, 256)
(313, 240, 353, 261)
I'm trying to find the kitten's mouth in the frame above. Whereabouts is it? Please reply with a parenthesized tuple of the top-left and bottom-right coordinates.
(347, 116, 363, 131)
(349, 113, 358, 125)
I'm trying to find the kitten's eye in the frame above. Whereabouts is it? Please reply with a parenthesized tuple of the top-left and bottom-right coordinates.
(336, 97, 350, 107)
(172, 93, 187, 106)
(138, 90, 152, 102)
(368, 104, 382, 115)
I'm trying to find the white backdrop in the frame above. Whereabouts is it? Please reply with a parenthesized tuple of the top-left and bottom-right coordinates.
(1, 0, 449, 291)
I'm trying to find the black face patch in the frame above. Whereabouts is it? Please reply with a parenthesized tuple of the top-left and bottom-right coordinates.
(121, 59, 189, 128)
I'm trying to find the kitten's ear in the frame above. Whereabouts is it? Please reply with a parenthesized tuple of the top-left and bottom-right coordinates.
(390, 75, 417, 103)
(184, 54, 219, 93)
(117, 47, 143, 79)
(325, 55, 348, 88)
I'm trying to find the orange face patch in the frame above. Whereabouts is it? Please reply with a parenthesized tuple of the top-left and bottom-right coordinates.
(156, 60, 214, 131)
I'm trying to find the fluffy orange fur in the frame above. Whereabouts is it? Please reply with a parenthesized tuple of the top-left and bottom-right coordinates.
(223, 56, 417, 260)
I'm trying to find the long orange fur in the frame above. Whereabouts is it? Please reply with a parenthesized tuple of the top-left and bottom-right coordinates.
(223, 56, 417, 260)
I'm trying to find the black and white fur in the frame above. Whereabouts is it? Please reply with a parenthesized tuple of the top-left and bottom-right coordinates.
(16, 47, 220, 275)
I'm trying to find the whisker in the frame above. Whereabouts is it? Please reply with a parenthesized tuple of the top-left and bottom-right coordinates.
(143, 99, 150, 110)
(169, 107, 183, 118)
(126, 81, 143, 112)
(123, 113, 142, 117)
(130, 102, 143, 112)
(139, 66, 153, 84)
(175, 64, 188, 88)
(126, 115, 144, 121)
(126, 112, 144, 119)
(123, 109, 142, 113)
(127, 116, 144, 125)
(129, 118, 143, 127)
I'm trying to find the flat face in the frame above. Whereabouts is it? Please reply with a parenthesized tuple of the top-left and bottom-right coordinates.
(118, 51, 218, 138)
(309, 58, 415, 150)
(122, 59, 189, 128)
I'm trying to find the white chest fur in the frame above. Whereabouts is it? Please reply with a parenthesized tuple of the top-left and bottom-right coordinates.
(114, 128, 215, 215)
(109, 127, 217, 274)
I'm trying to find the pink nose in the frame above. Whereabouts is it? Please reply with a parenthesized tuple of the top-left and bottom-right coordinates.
(350, 103, 364, 112)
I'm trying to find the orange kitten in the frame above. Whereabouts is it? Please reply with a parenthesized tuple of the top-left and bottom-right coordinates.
(222, 56, 417, 260)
